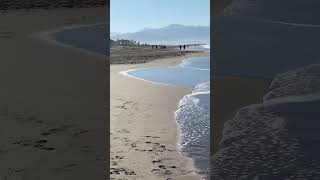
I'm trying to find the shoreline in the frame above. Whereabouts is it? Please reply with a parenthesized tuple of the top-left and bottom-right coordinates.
(111, 51, 208, 179)
(119, 56, 209, 88)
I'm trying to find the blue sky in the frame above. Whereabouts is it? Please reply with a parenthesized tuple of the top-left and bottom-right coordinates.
(111, 0, 210, 33)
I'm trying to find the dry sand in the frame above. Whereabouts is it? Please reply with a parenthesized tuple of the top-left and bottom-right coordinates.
(111, 46, 197, 64)
(0, 7, 108, 180)
(110, 51, 209, 180)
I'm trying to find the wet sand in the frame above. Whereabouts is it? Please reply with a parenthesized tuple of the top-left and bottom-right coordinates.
(110, 51, 209, 180)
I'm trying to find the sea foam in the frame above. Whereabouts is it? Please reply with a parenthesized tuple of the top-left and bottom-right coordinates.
(175, 81, 210, 177)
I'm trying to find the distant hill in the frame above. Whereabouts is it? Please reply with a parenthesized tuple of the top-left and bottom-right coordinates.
(111, 24, 210, 45)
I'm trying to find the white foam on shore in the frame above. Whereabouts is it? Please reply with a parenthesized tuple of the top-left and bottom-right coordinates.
(179, 57, 210, 71)
(201, 44, 210, 49)
(119, 68, 180, 87)
(175, 81, 210, 177)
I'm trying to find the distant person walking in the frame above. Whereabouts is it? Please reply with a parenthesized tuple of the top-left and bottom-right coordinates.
(156, 45, 158, 49)
(179, 45, 182, 50)
(183, 45, 186, 50)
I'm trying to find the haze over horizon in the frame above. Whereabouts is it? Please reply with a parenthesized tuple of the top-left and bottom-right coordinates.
(111, 0, 210, 33)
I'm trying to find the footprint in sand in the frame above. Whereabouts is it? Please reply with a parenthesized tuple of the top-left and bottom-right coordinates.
(12, 139, 32, 145)
(72, 129, 89, 136)
(115, 155, 124, 160)
(151, 168, 172, 175)
(135, 149, 146, 152)
(115, 101, 134, 110)
(40, 124, 74, 136)
(41, 147, 55, 151)
(144, 135, 160, 139)
(117, 129, 130, 133)
(130, 142, 137, 148)
(13, 138, 53, 151)
(56, 163, 78, 172)
(110, 167, 136, 176)
(129, 140, 168, 153)
(152, 160, 162, 164)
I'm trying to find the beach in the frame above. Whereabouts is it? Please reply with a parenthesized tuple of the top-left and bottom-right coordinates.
(0, 7, 108, 179)
(111, 50, 208, 180)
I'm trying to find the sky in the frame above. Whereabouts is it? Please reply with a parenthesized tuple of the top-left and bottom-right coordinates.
(111, 0, 210, 33)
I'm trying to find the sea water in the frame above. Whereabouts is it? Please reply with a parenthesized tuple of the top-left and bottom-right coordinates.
(125, 50, 211, 178)
(126, 57, 209, 86)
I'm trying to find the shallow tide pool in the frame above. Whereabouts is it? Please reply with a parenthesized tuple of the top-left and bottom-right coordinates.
(125, 56, 210, 87)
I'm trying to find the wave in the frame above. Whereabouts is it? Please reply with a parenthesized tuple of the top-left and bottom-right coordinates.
(179, 57, 210, 71)
(175, 81, 210, 178)
(201, 44, 210, 49)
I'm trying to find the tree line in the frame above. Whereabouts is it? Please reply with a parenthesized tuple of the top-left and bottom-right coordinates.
(110, 39, 149, 48)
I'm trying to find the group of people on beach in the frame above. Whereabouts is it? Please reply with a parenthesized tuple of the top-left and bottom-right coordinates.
(179, 45, 186, 50)
(151, 44, 187, 50)
(151, 45, 167, 49)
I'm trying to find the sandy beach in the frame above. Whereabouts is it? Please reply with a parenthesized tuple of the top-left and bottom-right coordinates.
(0, 7, 108, 179)
(110, 51, 208, 180)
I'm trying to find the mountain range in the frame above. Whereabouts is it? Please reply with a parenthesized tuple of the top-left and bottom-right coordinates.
(111, 24, 210, 45)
